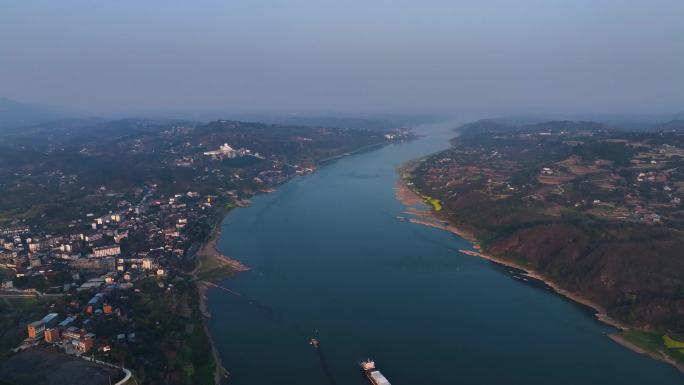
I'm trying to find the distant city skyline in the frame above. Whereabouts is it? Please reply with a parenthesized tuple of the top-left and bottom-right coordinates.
(1, 0, 683, 116)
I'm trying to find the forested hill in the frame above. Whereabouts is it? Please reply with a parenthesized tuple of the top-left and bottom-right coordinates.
(406, 120, 684, 349)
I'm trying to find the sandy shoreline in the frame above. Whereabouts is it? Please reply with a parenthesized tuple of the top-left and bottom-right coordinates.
(193, 223, 249, 385)
(196, 225, 250, 275)
(394, 179, 684, 372)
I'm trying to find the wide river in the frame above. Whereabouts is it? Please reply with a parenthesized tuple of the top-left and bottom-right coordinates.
(208, 121, 682, 385)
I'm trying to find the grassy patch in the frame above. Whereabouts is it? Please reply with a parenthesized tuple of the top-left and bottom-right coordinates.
(621, 330, 663, 354)
(425, 197, 442, 211)
(663, 335, 684, 349)
(620, 330, 684, 365)
(197, 254, 235, 283)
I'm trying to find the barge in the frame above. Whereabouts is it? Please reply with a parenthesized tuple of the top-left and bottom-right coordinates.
(360, 359, 391, 385)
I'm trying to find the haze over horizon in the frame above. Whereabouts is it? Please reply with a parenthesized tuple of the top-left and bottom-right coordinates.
(2, 0, 683, 117)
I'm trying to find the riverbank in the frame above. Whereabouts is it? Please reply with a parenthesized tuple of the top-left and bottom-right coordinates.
(202, 119, 684, 384)
(395, 179, 684, 373)
(196, 140, 392, 383)
(195, 225, 249, 283)
(193, 222, 250, 385)
(196, 280, 227, 385)
(609, 334, 684, 374)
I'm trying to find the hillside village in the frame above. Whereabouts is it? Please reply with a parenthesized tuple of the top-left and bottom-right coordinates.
(0, 118, 404, 384)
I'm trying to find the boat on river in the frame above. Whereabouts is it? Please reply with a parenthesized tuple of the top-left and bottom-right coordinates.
(360, 359, 391, 385)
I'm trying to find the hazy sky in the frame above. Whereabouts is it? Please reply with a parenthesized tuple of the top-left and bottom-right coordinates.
(1, 0, 683, 116)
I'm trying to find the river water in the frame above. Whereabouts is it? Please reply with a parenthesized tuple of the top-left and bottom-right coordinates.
(208, 121, 682, 385)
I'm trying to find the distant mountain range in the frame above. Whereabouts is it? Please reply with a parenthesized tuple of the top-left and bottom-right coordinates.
(651, 119, 684, 132)
(2, 95, 683, 134)
(0, 97, 66, 130)
(458, 116, 684, 135)
(479, 112, 684, 129)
